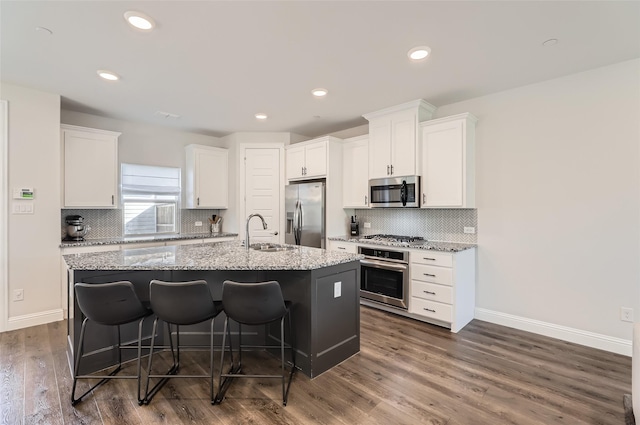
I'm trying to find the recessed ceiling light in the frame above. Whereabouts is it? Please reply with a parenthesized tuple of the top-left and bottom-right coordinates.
(124, 11, 155, 31)
(255, 113, 268, 120)
(311, 88, 328, 97)
(408, 46, 431, 62)
(97, 70, 119, 81)
(542, 38, 559, 47)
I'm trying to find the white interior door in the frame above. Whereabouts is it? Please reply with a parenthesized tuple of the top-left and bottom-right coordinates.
(244, 147, 281, 244)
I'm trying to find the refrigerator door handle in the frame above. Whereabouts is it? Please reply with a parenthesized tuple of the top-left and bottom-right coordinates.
(295, 201, 303, 245)
(293, 200, 300, 245)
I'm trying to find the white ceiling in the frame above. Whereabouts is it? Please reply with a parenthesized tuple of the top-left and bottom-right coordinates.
(2, 1, 639, 138)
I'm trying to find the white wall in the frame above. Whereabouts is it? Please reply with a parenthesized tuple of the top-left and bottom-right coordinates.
(435, 59, 640, 352)
(1, 82, 62, 330)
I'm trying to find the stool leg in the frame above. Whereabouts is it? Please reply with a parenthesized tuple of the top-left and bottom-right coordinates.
(136, 316, 146, 405)
(71, 317, 88, 405)
(143, 317, 159, 404)
(116, 325, 122, 368)
(209, 317, 215, 404)
(281, 316, 286, 405)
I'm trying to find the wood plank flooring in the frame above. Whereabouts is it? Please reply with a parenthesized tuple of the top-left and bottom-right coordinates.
(0, 306, 631, 424)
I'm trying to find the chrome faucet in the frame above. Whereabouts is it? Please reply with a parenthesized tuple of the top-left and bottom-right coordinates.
(245, 213, 268, 250)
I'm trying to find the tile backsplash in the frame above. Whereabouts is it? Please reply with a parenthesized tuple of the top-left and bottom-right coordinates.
(61, 209, 220, 240)
(352, 208, 477, 243)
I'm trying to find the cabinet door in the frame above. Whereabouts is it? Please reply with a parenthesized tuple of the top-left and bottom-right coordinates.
(303, 142, 327, 178)
(343, 138, 369, 208)
(63, 129, 118, 208)
(285, 145, 305, 180)
(368, 120, 392, 179)
(390, 113, 417, 176)
(421, 121, 464, 207)
(195, 148, 228, 208)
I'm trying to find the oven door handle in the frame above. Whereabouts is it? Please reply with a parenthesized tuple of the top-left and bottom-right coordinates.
(360, 258, 408, 271)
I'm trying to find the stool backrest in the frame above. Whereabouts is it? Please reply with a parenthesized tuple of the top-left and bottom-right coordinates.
(222, 280, 287, 325)
(149, 280, 217, 325)
(75, 281, 148, 326)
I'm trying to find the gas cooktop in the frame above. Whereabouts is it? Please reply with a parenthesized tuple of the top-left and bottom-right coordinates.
(360, 234, 425, 244)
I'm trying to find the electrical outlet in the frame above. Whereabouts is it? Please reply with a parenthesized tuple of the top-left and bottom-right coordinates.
(621, 307, 634, 322)
(464, 227, 476, 234)
(195, 221, 203, 227)
(334, 281, 341, 298)
(13, 289, 24, 302)
(363, 222, 371, 229)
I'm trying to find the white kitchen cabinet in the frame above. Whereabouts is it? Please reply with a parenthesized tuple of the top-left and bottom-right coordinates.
(419, 113, 477, 208)
(363, 100, 436, 179)
(61, 124, 120, 208)
(185, 145, 228, 209)
(342, 135, 369, 208)
(328, 240, 358, 254)
(408, 248, 475, 333)
(285, 137, 332, 181)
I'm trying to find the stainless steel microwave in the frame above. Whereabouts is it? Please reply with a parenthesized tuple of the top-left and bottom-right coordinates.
(369, 175, 420, 208)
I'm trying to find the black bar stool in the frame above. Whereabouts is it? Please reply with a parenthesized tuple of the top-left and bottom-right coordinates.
(217, 280, 295, 406)
(72, 281, 153, 406)
(144, 279, 223, 404)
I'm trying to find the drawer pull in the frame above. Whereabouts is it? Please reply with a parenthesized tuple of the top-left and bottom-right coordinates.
(423, 290, 436, 295)
(338, 247, 345, 250)
(423, 308, 436, 313)
(423, 273, 436, 277)
(423, 257, 436, 261)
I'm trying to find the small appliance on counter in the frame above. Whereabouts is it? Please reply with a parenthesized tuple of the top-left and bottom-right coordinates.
(350, 215, 359, 237)
(64, 215, 91, 241)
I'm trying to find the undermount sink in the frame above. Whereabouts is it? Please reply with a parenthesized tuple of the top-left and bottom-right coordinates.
(249, 243, 295, 252)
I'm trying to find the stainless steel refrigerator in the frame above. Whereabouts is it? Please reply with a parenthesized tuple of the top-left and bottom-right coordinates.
(285, 181, 325, 248)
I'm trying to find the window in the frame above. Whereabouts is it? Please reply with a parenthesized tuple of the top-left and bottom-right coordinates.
(121, 163, 181, 236)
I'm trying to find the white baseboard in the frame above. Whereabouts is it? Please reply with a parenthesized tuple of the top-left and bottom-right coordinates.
(6, 308, 64, 331)
(475, 308, 632, 356)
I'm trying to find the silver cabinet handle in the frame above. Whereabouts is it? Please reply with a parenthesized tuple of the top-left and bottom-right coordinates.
(423, 290, 436, 295)
(111, 195, 114, 205)
(423, 273, 436, 277)
(423, 308, 436, 313)
(338, 247, 346, 250)
(364, 195, 368, 205)
(390, 164, 394, 175)
(197, 197, 200, 206)
(423, 193, 426, 204)
(423, 257, 436, 261)
(386, 165, 390, 175)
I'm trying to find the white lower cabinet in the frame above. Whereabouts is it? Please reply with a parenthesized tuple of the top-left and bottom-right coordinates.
(328, 240, 358, 254)
(408, 247, 475, 333)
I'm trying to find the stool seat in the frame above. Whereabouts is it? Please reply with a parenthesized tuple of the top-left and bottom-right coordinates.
(144, 279, 222, 404)
(217, 280, 295, 406)
(72, 281, 152, 406)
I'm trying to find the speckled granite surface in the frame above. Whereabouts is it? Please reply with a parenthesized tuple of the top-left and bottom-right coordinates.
(63, 241, 363, 271)
(60, 232, 238, 248)
(328, 236, 475, 253)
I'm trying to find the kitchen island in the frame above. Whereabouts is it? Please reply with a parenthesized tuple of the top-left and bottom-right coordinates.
(63, 241, 362, 378)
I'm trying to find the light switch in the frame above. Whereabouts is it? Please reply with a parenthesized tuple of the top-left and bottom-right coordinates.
(334, 281, 341, 298)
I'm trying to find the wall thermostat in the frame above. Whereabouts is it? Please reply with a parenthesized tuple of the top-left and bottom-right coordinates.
(13, 188, 34, 199)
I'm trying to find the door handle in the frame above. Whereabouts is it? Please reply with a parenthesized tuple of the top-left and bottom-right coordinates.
(111, 195, 114, 205)
(423, 193, 426, 204)
(364, 195, 368, 205)
(390, 164, 394, 175)
(197, 197, 200, 206)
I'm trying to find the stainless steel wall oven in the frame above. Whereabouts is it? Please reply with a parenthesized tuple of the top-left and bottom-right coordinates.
(359, 246, 409, 309)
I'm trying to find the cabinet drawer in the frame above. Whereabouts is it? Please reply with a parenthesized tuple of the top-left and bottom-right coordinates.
(411, 281, 453, 304)
(410, 298, 452, 323)
(411, 264, 453, 286)
(410, 250, 453, 267)
(330, 241, 358, 254)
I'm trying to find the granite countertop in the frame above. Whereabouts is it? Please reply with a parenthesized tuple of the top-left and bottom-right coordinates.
(328, 236, 476, 253)
(63, 241, 363, 271)
(60, 232, 238, 248)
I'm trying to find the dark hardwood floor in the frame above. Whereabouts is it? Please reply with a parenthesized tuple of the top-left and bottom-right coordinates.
(0, 306, 631, 424)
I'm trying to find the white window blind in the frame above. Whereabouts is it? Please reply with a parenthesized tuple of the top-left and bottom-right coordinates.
(121, 164, 181, 235)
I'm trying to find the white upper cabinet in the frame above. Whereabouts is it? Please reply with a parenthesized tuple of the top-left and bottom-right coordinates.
(185, 144, 228, 209)
(61, 124, 120, 208)
(419, 113, 477, 208)
(342, 135, 369, 208)
(285, 137, 334, 181)
(364, 100, 436, 179)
